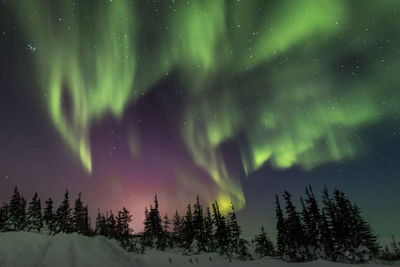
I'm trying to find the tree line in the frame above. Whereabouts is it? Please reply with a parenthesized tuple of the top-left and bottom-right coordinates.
(274, 185, 382, 263)
(0, 185, 397, 263)
(0, 187, 270, 260)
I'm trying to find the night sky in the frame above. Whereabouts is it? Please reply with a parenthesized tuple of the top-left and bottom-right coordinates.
(0, 0, 399, 241)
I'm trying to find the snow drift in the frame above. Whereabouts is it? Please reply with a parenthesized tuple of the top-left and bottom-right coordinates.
(0, 232, 398, 267)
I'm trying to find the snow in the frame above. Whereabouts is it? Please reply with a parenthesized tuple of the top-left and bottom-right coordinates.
(0, 232, 399, 267)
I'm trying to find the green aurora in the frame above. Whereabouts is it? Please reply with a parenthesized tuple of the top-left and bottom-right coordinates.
(12, 0, 400, 212)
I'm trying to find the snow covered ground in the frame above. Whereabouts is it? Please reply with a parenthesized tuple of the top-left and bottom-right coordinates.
(0, 232, 398, 267)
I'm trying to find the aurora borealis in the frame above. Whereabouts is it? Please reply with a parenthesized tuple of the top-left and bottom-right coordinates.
(1, 0, 399, 239)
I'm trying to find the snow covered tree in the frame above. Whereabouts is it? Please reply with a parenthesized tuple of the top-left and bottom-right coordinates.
(95, 210, 107, 236)
(0, 204, 8, 232)
(163, 213, 170, 234)
(171, 210, 183, 246)
(116, 207, 133, 241)
(26, 192, 42, 232)
(254, 226, 275, 258)
(106, 211, 117, 238)
(142, 195, 165, 250)
(55, 189, 72, 233)
(115, 207, 133, 250)
(43, 198, 55, 233)
(6, 187, 26, 231)
(388, 236, 400, 260)
(237, 238, 252, 260)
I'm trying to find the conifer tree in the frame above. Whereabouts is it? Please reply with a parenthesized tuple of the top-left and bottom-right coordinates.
(43, 198, 55, 233)
(83, 205, 91, 235)
(106, 211, 116, 238)
(283, 191, 308, 261)
(95, 210, 106, 236)
(163, 213, 170, 234)
(6, 187, 26, 231)
(390, 235, 400, 260)
(171, 210, 183, 246)
(192, 195, 205, 249)
(212, 201, 229, 255)
(26, 192, 42, 232)
(204, 206, 215, 252)
(142, 207, 152, 246)
(72, 193, 84, 234)
(237, 238, 252, 260)
(320, 210, 333, 260)
(0, 204, 7, 232)
(55, 189, 72, 233)
(228, 203, 241, 253)
(116, 207, 132, 241)
(302, 185, 323, 259)
(275, 194, 286, 257)
(183, 203, 194, 247)
(143, 195, 165, 249)
(351, 204, 380, 259)
(254, 226, 275, 258)
(19, 197, 27, 230)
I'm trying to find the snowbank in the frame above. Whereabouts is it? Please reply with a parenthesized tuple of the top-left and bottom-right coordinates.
(0, 232, 399, 267)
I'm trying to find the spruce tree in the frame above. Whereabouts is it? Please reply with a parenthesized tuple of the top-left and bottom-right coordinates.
(237, 238, 252, 260)
(275, 194, 286, 257)
(320, 210, 333, 261)
(390, 235, 400, 260)
(6, 187, 25, 231)
(153, 195, 165, 250)
(302, 185, 323, 259)
(0, 204, 8, 232)
(322, 186, 337, 260)
(72, 193, 83, 233)
(143, 195, 165, 249)
(55, 189, 72, 233)
(43, 198, 55, 233)
(228, 203, 241, 253)
(204, 206, 215, 252)
(171, 210, 183, 246)
(163, 213, 170, 235)
(106, 211, 116, 238)
(116, 207, 132, 241)
(351, 204, 380, 260)
(283, 191, 308, 262)
(83, 205, 91, 235)
(26, 192, 42, 232)
(143, 207, 152, 246)
(95, 210, 107, 236)
(192, 195, 205, 250)
(183, 203, 194, 247)
(212, 201, 229, 255)
(254, 226, 275, 258)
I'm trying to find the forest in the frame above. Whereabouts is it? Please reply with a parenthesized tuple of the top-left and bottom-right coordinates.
(0, 186, 399, 264)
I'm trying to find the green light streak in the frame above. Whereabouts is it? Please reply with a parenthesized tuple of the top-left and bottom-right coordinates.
(12, 0, 400, 210)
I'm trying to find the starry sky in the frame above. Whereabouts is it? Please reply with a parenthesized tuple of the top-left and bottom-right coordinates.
(0, 0, 399, 240)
